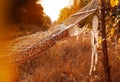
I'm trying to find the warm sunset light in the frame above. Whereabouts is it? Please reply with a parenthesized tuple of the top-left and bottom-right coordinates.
(0, 61, 18, 82)
(37, 0, 73, 21)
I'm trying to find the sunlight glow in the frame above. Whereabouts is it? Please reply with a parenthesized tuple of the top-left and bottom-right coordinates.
(38, 0, 72, 22)
(0, 60, 18, 82)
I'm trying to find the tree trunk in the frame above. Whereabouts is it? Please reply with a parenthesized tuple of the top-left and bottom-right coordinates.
(101, 0, 112, 82)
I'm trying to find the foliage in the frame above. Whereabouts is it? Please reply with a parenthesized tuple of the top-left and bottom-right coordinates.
(57, 5, 80, 23)
(110, 0, 119, 7)
(0, 0, 52, 40)
(11, 0, 50, 25)
(57, 0, 92, 28)
(103, 0, 120, 39)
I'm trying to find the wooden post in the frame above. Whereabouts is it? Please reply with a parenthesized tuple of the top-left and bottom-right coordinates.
(101, 0, 111, 82)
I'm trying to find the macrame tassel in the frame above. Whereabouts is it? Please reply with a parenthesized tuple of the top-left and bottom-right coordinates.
(89, 15, 99, 75)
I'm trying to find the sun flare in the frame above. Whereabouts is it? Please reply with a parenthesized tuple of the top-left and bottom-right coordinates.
(37, 0, 72, 22)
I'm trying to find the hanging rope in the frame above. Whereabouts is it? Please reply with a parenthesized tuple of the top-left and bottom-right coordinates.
(89, 15, 99, 75)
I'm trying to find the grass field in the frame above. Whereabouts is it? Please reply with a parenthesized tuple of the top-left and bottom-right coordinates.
(17, 34, 120, 82)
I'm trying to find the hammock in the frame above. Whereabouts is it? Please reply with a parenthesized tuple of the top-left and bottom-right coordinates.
(0, 0, 98, 64)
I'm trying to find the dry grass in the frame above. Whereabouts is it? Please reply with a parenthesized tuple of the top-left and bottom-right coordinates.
(18, 35, 120, 82)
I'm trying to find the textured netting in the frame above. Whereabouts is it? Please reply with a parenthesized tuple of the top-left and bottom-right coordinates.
(63, 0, 98, 26)
(0, 0, 98, 64)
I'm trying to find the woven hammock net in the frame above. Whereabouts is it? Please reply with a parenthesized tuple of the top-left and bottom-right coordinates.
(0, 0, 98, 64)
